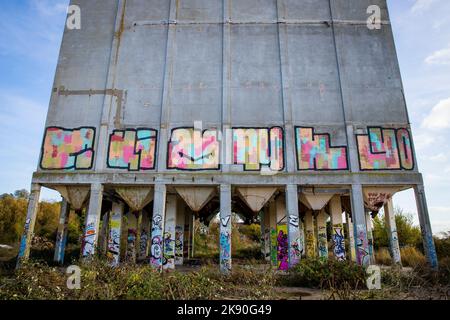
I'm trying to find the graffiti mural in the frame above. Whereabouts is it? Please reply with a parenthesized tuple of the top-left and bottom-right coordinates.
(150, 214, 163, 268)
(332, 225, 346, 261)
(356, 127, 414, 170)
(232, 127, 284, 171)
(317, 226, 328, 259)
(107, 213, 122, 267)
(295, 127, 348, 171)
(356, 224, 370, 266)
(288, 215, 302, 266)
(167, 128, 220, 170)
(175, 226, 184, 265)
(40, 127, 96, 170)
(82, 222, 96, 257)
(277, 225, 288, 271)
(107, 128, 157, 171)
(220, 213, 232, 273)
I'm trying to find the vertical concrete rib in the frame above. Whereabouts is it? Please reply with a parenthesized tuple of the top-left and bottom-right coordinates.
(222, 0, 232, 171)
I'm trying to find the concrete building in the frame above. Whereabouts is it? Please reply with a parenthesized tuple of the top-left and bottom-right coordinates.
(17, 0, 438, 272)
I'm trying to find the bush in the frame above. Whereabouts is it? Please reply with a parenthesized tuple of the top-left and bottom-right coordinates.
(375, 247, 392, 266)
(401, 246, 427, 268)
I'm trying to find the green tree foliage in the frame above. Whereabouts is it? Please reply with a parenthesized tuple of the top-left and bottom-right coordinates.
(434, 231, 450, 260)
(372, 207, 422, 249)
(0, 195, 28, 243)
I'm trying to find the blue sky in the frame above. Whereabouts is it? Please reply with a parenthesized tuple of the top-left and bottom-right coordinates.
(0, 1, 449, 234)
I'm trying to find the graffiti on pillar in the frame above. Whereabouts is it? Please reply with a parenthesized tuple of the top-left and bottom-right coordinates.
(390, 231, 401, 263)
(126, 229, 137, 263)
(168, 128, 220, 170)
(425, 234, 438, 269)
(295, 127, 348, 171)
(220, 214, 232, 272)
(306, 230, 316, 259)
(40, 127, 96, 170)
(150, 214, 163, 268)
(82, 222, 96, 257)
(356, 224, 370, 266)
(18, 218, 32, 258)
(232, 127, 284, 171)
(163, 231, 175, 269)
(356, 127, 415, 170)
(55, 213, 70, 263)
(107, 128, 157, 171)
(108, 226, 121, 267)
(175, 226, 184, 265)
(332, 225, 346, 261)
(277, 225, 288, 271)
(270, 228, 277, 266)
(139, 230, 149, 259)
(317, 226, 328, 258)
(288, 215, 302, 266)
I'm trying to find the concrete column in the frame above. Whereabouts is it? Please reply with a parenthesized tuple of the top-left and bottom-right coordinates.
(190, 213, 196, 258)
(263, 206, 271, 262)
(175, 200, 185, 266)
(275, 196, 288, 270)
(414, 184, 438, 269)
(163, 195, 177, 270)
(304, 210, 316, 259)
(99, 211, 110, 255)
(269, 201, 277, 266)
(184, 209, 192, 259)
(351, 184, 371, 266)
(150, 184, 167, 270)
(125, 212, 138, 264)
(286, 185, 302, 268)
(316, 209, 329, 259)
(54, 199, 71, 264)
(259, 211, 265, 258)
(346, 211, 357, 262)
(17, 184, 41, 267)
(108, 201, 124, 267)
(81, 183, 104, 259)
(384, 199, 402, 265)
(220, 184, 232, 273)
(366, 211, 375, 263)
(330, 196, 346, 261)
(139, 210, 150, 261)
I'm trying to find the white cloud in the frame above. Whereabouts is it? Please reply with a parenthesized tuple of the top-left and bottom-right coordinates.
(425, 45, 450, 65)
(429, 153, 448, 163)
(411, 0, 437, 14)
(421, 97, 450, 129)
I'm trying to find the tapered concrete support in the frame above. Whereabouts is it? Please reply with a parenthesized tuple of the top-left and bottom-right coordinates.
(305, 210, 316, 259)
(108, 201, 124, 267)
(286, 185, 302, 268)
(150, 184, 167, 270)
(269, 201, 277, 266)
(330, 196, 346, 261)
(263, 206, 271, 262)
(414, 184, 438, 269)
(366, 211, 375, 263)
(139, 210, 150, 261)
(220, 184, 232, 274)
(82, 183, 104, 259)
(351, 184, 371, 266)
(175, 200, 185, 266)
(54, 199, 71, 264)
(16, 184, 41, 267)
(163, 195, 177, 270)
(384, 199, 402, 265)
(125, 212, 139, 264)
(316, 209, 329, 259)
(346, 212, 357, 262)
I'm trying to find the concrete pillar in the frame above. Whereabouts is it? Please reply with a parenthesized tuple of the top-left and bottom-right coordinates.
(304, 210, 316, 259)
(269, 201, 277, 266)
(414, 184, 438, 269)
(82, 183, 104, 259)
(286, 185, 302, 268)
(163, 195, 177, 270)
(175, 199, 185, 266)
(263, 206, 271, 262)
(184, 209, 192, 259)
(366, 211, 375, 263)
(316, 209, 329, 259)
(220, 184, 232, 273)
(259, 211, 265, 258)
(139, 210, 150, 261)
(17, 184, 41, 267)
(54, 199, 71, 264)
(275, 196, 288, 270)
(150, 184, 167, 270)
(330, 196, 346, 261)
(346, 212, 357, 262)
(384, 199, 402, 265)
(108, 201, 124, 267)
(351, 184, 371, 266)
(125, 211, 138, 264)
(190, 213, 196, 258)
(99, 211, 110, 255)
